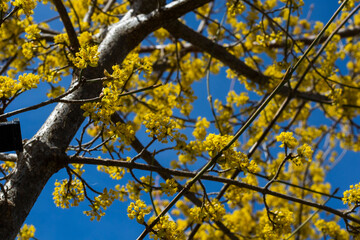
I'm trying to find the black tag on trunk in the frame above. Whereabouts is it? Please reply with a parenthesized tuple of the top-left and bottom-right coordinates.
(0, 119, 23, 152)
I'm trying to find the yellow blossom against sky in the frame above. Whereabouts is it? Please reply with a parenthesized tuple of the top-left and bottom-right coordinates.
(3, 0, 360, 239)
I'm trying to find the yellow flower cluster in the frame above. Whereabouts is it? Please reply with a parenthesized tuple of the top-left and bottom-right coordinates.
(224, 175, 258, 207)
(189, 199, 225, 224)
(150, 216, 185, 240)
(203, 133, 258, 172)
(276, 132, 298, 149)
(328, 88, 345, 106)
(153, 28, 170, 43)
(339, 0, 356, 11)
(295, 143, 313, 165)
(343, 182, 360, 206)
(97, 165, 126, 180)
(177, 140, 203, 165)
(225, 185, 252, 208)
(0, 0, 8, 12)
(0, 73, 40, 99)
(295, 126, 324, 144)
(71, 45, 99, 69)
(71, 164, 85, 176)
(207, 21, 225, 40)
(127, 199, 152, 224)
(160, 179, 178, 197)
(53, 178, 85, 208)
(25, 24, 40, 40)
(226, 90, 249, 107)
(214, 99, 233, 134)
(83, 188, 118, 221)
(0, 76, 20, 98)
(12, 0, 38, 16)
(46, 86, 65, 99)
(192, 117, 210, 141)
(19, 73, 40, 90)
(78, 31, 93, 46)
(54, 33, 70, 46)
(140, 176, 154, 193)
(315, 219, 349, 240)
(226, 0, 246, 16)
(203, 133, 234, 158)
(260, 208, 294, 239)
(223, 206, 256, 235)
(126, 181, 142, 200)
(82, 52, 152, 125)
(17, 224, 36, 240)
(22, 42, 35, 59)
(256, 32, 283, 47)
(143, 112, 185, 143)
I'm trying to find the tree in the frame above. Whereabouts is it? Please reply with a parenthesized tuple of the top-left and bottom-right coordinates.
(1, 0, 360, 239)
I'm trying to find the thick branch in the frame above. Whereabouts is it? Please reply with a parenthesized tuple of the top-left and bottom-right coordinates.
(164, 20, 331, 104)
(52, 0, 80, 52)
(70, 156, 360, 225)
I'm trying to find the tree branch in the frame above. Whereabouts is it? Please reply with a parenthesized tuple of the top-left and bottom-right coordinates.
(69, 155, 360, 225)
(52, 0, 80, 52)
(164, 20, 331, 104)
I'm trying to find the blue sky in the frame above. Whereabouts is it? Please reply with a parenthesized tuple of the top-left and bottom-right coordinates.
(7, 0, 360, 239)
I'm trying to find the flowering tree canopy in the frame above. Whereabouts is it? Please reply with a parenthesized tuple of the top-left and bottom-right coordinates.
(2, 0, 360, 239)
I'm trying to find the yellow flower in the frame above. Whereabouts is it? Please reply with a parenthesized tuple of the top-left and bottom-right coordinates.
(160, 179, 178, 196)
(295, 143, 313, 165)
(12, 0, 38, 16)
(189, 199, 225, 224)
(315, 219, 349, 240)
(71, 45, 100, 69)
(18, 73, 40, 90)
(127, 199, 151, 224)
(276, 132, 298, 149)
(54, 33, 70, 45)
(53, 178, 85, 208)
(46, 86, 65, 98)
(150, 216, 185, 240)
(343, 183, 360, 206)
(25, 24, 40, 40)
(17, 224, 36, 240)
(22, 42, 35, 59)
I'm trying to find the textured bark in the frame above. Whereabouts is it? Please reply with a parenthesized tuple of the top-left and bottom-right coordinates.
(0, 0, 211, 239)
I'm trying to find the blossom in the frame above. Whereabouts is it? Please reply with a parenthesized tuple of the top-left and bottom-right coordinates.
(127, 199, 151, 224)
(189, 199, 225, 224)
(25, 24, 40, 40)
(276, 132, 298, 149)
(343, 183, 360, 206)
(53, 178, 85, 208)
(150, 216, 185, 240)
(160, 179, 178, 196)
(46, 86, 65, 98)
(71, 45, 100, 69)
(12, 0, 38, 16)
(295, 143, 313, 165)
(17, 224, 36, 240)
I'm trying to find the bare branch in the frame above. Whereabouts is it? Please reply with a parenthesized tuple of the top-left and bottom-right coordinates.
(52, 0, 80, 52)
